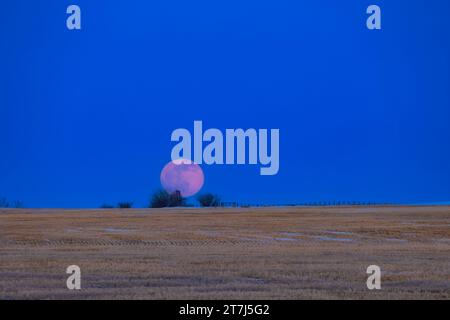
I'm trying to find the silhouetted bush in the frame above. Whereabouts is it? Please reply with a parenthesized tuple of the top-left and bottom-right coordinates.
(117, 202, 133, 209)
(150, 190, 170, 208)
(197, 193, 221, 207)
(150, 189, 186, 208)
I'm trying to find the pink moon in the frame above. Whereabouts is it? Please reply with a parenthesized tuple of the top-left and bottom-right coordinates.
(160, 159, 205, 197)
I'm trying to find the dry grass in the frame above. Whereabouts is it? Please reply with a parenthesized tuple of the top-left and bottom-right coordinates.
(0, 206, 449, 299)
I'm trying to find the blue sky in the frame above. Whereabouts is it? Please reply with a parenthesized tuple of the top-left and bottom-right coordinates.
(1, 1, 449, 207)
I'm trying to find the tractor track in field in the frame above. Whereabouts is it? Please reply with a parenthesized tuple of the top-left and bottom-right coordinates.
(0, 238, 274, 248)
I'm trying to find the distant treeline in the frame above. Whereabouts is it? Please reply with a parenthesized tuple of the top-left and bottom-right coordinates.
(232, 201, 394, 208)
(102, 193, 395, 209)
(0, 197, 24, 208)
(0, 194, 396, 209)
(101, 191, 222, 209)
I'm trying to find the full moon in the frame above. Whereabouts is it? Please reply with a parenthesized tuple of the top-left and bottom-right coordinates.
(160, 159, 205, 197)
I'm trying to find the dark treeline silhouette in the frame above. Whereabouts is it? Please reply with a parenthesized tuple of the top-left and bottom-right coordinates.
(149, 189, 186, 208)
(117, 202, 133, 209)
(100, 202, 133, 209)
(0, 197, 24, 208)
(197, 193, 221, 207)
(218, 201, 394, 208)
(99, 192, 393, 209)
(295, 201, 393, 207)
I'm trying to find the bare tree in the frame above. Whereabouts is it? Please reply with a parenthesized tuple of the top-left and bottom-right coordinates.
(117, 202, 133, 209)
(197, 193, 221, 207)
(150, 189, 186, 208)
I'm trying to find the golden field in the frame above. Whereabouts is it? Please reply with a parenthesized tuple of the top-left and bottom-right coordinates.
(0, 206, 449, 299)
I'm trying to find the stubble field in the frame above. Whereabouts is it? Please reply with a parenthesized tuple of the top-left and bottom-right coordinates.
(0, 206, 449, 299)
